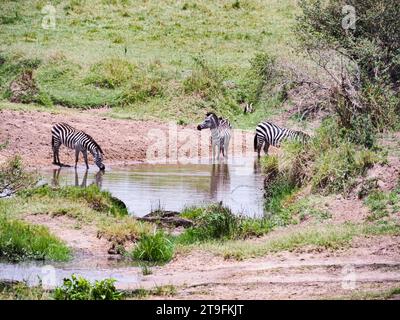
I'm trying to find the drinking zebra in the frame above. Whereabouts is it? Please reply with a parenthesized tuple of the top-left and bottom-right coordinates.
(254, 121, 309, 157)
(51, 123, 105, 171)
(197, 112, 232, 159)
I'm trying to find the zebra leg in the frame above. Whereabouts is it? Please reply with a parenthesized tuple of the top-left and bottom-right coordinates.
(75, 149, 80, 168)
(52, 141, 61, 165)
(74, 168, 79, 186)
(81, 169, 88, 187)
(224, 136, 230, 158)
(83, 150, 89, 169)
(256, 142, 262, 158)
(264, 142, 270, 155)
(212, 142, 216, 160)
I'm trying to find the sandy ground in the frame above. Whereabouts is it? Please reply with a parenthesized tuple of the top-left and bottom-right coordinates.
(138, 236, 400, 299)
(0, 108, 255, 168)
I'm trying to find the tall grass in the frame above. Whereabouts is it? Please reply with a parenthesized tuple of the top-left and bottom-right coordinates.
(0, 216, 70, 262)
(131, 230, 174, 263)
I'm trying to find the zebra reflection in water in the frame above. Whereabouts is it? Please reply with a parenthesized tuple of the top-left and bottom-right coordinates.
(51, 168, 103, 188)
(210, 163, 230, 198)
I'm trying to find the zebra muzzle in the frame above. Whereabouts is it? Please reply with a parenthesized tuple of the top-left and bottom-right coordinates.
(197, 125, 202, 131)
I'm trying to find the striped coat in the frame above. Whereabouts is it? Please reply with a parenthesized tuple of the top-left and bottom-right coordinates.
(197, 112, 232, 159)
(254, 121, 309, 156)
(51, 123, 105, 170)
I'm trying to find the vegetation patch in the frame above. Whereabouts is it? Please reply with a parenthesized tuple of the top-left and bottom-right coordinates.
(19, 184, 128, 217)
(203, 221, 400, 260)
(178, 204, 272, 244)
(0, 281, 49, 300)
(54, 274, 123, 300)
(0, 216, 70, 262)
(130, 229, 174, 263)
(128, 285, 177, 299)
(0, 156, 38, 198)
(364, 185, 400, 221)
(84, 58, 135, 89)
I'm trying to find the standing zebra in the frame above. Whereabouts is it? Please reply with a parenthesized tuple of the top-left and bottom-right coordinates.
(51, 123, 105, 171)
(197, 112, 232, 160)
(254, 121, 309, 157)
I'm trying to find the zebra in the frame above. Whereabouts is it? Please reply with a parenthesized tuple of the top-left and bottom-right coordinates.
(254, 121, 309, 157)
(51, 123, 105, 171)
(197, 112, 232, 159)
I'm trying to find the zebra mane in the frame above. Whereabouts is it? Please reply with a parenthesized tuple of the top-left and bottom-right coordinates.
(88, 135, 104, 154)
(206, 112, 219, 125)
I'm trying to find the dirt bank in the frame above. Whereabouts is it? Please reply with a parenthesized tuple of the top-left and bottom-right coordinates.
(0, 108, 255, 168)
(138, 236, 400, 299)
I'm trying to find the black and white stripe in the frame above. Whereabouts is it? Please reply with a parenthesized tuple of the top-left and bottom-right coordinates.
(197, 112, 232, 159)
(254, 121, 309, 156)
(51, 123, 105, 170)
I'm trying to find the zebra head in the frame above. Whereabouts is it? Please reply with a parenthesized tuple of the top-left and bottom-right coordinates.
(197, 112, 219, 131)
(92, 148, 105, 171)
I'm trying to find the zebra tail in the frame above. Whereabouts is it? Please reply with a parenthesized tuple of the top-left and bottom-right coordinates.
(254, 134, 257, 152)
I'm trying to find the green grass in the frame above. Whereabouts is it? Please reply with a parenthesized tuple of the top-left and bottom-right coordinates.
(0, 281, 50, 300)
(331, 287, 400, 300)
(130, 230, 174, 263)
(0, 0, 299, 125)
(19, 184, 128, 217)
(128, 285, 177, 299)
(195, 220, 400, 260)
(177, 204, 272, 244)
(0, 216, 70, 262)
(364, 186, 400, 221)
(54, 274, 124, 300)
(1, 184, 153, 250)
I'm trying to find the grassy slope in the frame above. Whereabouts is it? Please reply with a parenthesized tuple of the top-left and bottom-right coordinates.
(0, 0, 298, 127)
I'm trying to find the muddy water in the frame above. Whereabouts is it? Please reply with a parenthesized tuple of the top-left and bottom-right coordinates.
(40, 157, 266, 217)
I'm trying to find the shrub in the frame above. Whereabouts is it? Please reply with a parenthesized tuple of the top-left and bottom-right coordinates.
(85, 58, 134, 89)
(297, 0, 400, 134)
(0, 217, 70, 262)
(236, 52, 277, 105)
(54, 274, 123, 300)
(297, 0, 400, 85)
(279, 118, 385, 194)
(118, 73, 164, 105)
(182, 56, 224, 100)
(0, 156, 38, 197)
(178, 204, 271, 243)
(131, 230, 174, 263)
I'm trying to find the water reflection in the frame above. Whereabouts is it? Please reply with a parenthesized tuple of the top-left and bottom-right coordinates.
(42, 157, 265, 217)
(210, 163, 230, 198)
(52, 168, 103, 188)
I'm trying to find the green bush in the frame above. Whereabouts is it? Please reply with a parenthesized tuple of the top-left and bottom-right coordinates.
(279, 118, 385, 194)
(0, 217, 70, 262)
(236, 52, 277, 105)
(297, 0, 400, 85)
(178, 204, 271, 243)
(19, 184, 128, 217)
(131, 230, 174, 263)
(182, 56, 224, 101)
(297, 0, 400, 134)
(54, 274, 123, 300)
(85, 58, 134, 89)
